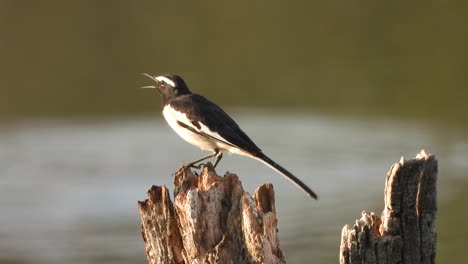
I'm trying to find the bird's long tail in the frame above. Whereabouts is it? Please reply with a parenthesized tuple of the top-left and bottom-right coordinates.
(253, 153, 318, 200)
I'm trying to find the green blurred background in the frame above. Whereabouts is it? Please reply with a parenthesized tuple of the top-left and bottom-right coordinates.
(0, 1, 467, 263)
(1, 0, 467, 122)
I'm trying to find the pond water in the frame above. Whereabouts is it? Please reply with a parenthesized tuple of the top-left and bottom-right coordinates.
(0, 111, 466, 263)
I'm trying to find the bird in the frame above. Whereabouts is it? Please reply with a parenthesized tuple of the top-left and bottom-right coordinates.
(142, 73, 318, 199)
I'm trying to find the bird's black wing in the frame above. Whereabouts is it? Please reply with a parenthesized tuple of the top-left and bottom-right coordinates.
(169, 94, 262, 155)
(169, 94, 318, 199)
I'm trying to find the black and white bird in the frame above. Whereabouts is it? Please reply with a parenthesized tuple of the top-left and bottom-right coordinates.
(142, 73, 318, 199)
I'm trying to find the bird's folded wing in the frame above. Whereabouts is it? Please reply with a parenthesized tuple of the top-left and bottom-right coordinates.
(176, 120, 238, 149)
(169, 94, 262, 155)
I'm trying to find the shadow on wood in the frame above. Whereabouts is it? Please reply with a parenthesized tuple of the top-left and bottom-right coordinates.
(340, 150, 438, 264)
(138, 163, 286, 264)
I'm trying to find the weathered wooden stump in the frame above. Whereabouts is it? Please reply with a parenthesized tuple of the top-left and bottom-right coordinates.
(340, 150, 438, 264)
(138, 163, 286, 264)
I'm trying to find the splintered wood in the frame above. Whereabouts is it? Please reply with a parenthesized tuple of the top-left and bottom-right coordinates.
(340, 150, 438, 264)
(138, 164, 286, 264)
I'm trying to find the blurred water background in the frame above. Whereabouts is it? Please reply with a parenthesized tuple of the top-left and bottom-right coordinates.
(0, 1, 467, 263)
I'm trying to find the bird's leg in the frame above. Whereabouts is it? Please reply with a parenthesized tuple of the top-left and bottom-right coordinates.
(213, 152, 223, 168)
(186, 149, 219, 169)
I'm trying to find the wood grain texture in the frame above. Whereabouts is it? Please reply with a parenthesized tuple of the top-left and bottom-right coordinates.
(340, 150, 437, 264)
(138, 163, 286, 264)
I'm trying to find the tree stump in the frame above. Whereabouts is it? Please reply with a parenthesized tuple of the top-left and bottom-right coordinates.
(339, 150, 438, 264)
(138, 163, 286, 264)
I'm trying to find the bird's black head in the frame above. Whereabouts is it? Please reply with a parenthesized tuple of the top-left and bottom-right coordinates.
(142, 73, 191, 104)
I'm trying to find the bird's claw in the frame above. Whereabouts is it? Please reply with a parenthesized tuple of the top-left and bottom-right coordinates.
(188, 162, 205, 169)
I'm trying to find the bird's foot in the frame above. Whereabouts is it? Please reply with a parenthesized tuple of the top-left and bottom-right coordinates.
(187, 162, 206, 169)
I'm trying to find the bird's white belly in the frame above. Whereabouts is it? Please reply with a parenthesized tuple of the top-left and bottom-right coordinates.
(166, 119, 217, 151)
(162, 105, 242, 154)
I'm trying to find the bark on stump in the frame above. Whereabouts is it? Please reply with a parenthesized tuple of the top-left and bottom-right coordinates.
(138, 163, 286, 264)
(340, 150, 438, 264)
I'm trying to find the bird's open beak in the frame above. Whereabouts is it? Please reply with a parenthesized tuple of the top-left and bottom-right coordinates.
(141, 73, 160, 92)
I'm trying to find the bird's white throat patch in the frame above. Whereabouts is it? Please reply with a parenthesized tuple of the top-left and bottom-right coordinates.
(156, 76, 176, 87)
